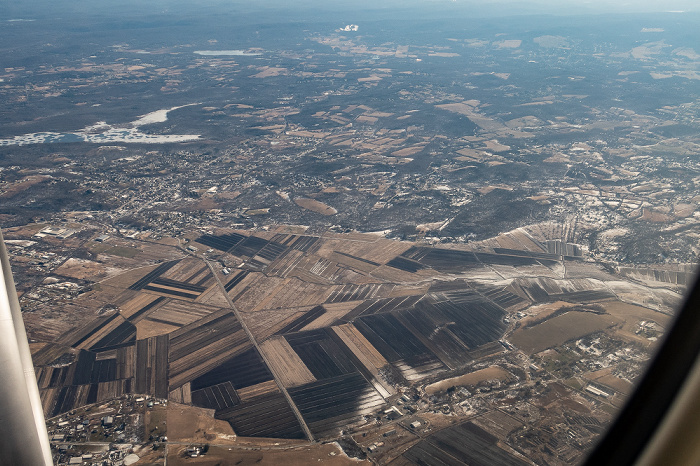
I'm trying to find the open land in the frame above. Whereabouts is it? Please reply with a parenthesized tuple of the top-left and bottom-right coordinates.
(10, 222, 681, 466)
(1, 3, 699, 466)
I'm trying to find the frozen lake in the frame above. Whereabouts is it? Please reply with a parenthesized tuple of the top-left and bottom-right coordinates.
(0, 105, 201, 146)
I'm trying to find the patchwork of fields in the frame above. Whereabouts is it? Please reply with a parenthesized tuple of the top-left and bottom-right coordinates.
(32, 225, 672, 449)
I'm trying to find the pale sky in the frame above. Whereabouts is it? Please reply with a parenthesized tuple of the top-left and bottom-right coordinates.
(2, 0, 697, 21)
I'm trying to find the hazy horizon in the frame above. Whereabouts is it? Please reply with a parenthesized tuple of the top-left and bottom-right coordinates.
(2, 0, 698, 22)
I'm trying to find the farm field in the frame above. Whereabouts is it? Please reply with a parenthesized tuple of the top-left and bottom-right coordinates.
(509, 311, 622, 354)
(425, 366, 515, 395)
(167, 443, 364, 466)
(395, 421, 530, 466)
(25, 227, 682, 465)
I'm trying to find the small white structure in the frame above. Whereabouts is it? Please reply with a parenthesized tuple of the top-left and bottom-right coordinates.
(124, 453, 141, 465)
(586, 385, 612, 398)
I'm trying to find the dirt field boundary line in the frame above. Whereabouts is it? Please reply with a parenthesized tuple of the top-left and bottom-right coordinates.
(204, 259, 315, 442)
